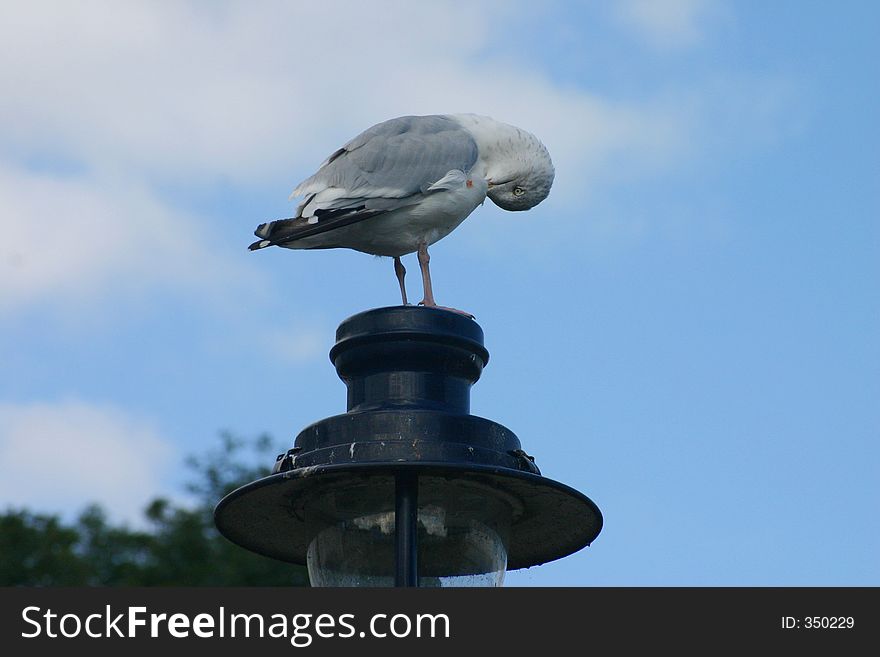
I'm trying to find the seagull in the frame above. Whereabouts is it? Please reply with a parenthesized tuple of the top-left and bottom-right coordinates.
(249, 114, 554, 312)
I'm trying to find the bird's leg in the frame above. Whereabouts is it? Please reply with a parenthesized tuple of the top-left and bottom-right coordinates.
(417, 243, 437, 307)
(393, 256, 409, 305)
(416, 242, 474, 318)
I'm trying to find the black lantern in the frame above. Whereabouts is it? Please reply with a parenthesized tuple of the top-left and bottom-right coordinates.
(215, 306, 602, 586)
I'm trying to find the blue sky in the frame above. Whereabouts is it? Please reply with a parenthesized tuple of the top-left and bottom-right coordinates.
(1, 1, 877, 586)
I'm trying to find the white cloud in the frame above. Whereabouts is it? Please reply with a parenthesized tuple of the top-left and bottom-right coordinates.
(0, 1, 692, 188)
(0, 399, 175, 523)
(613, 0, 721, 50)
(0, 0, 792, 314)
(0, 163, 257, 314)
(0, 1, 497, 185)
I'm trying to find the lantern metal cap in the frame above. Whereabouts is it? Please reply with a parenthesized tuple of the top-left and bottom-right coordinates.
(214, 306, 602, 572)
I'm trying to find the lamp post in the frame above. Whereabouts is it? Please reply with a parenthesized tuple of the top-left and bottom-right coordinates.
(215, 306, 602, 586)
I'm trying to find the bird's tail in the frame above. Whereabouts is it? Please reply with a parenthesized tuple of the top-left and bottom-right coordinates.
(249, 207, 379, 251)
(248, 218, 295, 251)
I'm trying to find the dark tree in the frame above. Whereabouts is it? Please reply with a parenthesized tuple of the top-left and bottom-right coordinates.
(0, 432, 308, 586)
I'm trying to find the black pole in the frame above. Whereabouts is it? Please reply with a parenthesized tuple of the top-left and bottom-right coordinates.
(394, 472, 419, 587)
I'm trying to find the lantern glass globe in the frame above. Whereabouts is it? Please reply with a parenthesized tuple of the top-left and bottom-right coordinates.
(307, 501, 510, 587)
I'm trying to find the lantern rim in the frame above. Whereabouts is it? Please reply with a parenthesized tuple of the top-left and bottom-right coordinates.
(214, 461, 602, 571)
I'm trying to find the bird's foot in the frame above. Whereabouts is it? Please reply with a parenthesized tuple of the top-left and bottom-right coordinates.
(418, 301, 475, 319)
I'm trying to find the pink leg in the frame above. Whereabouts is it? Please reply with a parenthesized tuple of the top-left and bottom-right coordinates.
(393, 256, 408, 305)
(416, 243, 474, 318)
(417, 243, 436, 307)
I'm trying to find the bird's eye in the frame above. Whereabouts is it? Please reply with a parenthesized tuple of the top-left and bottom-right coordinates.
(513, 186, 525, 196)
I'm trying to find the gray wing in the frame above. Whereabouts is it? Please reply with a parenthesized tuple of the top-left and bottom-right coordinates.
(295, 114, 479, 212)
(250, 115, 479, 249)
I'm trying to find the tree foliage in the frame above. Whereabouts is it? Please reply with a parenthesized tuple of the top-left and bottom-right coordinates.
(0, 432, 309, 586)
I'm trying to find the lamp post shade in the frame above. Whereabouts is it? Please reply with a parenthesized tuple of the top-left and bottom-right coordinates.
(214, 307, 602, 584)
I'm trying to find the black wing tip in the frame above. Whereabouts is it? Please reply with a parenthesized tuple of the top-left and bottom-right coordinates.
(248, 239, 273, 251)
(250, 217, 296, 251)
(254, 221, 271, 239)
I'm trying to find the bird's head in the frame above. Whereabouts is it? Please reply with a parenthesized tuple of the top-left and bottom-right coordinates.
(484, 127, 555, 211)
